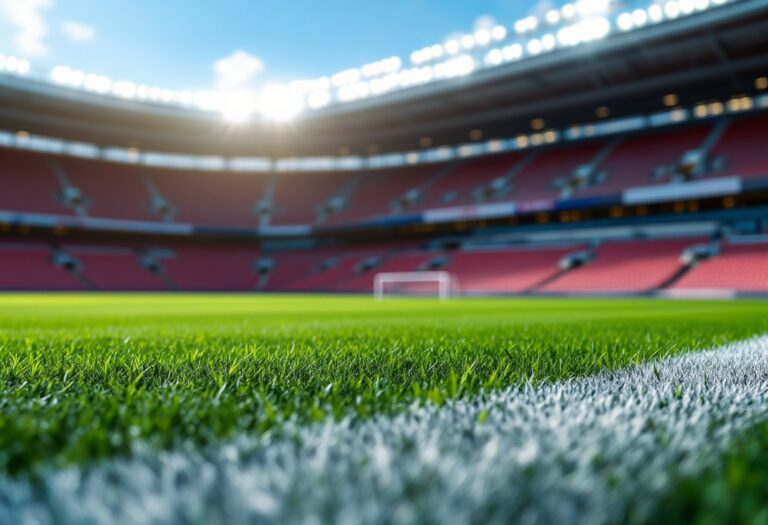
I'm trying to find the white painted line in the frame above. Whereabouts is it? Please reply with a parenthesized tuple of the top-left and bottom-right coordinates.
(2, 336, 768, 524)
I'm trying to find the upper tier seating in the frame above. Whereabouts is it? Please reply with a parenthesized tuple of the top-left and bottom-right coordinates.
(325, 165, 442, 224)
(579, 126, 711, 196)
(270, 171, 356, 225)
(418, 153, 522, 209)
(1, 114, 767, 229)
(671, 241, 768, 292)
(510, 142, 604, 203)
(540, 238, 700, 294)
(0, 242, 83, 290)
(147, 168, 268, 226)
(709, 115, 768, 180)
(57, 157, 153, 221)
(0, 148, 69, 215)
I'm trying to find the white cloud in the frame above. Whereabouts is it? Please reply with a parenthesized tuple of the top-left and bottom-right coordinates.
(213, 50, 264, 89)
(0, 0, 53, 56)
(61, 20, 95, 43)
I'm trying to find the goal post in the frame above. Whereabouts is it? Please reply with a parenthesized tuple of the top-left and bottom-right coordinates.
(373, 271, 458, 300)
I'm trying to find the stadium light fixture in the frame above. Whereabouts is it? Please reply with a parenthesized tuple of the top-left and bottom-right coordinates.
(664, 1, 681, 18)
(541, 34, 557, 51)
(502, 44, 524, 61)
(546, 9, 562, 25)
(474, 29, 491, 46)
(218, 90, 259, 123)
(632, 9, 649, 26)
(484, 49, 504, 66)
(527, 39, 543, 55)
(307, 90, 331, 109)
(663, 93, 679, 107)
(445, 39, 461, 55)
(648, 5, 665, 23)
(491, 25, 507, 41)
(756, 77, 768, 90)
(617, 13, 634, 31)
(576, 0, 612, 16)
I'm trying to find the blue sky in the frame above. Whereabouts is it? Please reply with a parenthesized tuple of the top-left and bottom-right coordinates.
(0, 0, 545, 90)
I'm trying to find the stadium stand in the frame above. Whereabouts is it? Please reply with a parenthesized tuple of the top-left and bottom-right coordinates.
(65, 245, 169, 290)
(0, 148, 70, 216)
(442, 245, 579, 294)
(672, 240, 768, 292)
(147, 168, 269, 226)
(509, 142, 605, 202)
(57, 157, 153, 221)
(324, 165, 444, 224)
(270, 171, 356, 225)
(539, 238, 701, 294)
(161, 246, 261, 291)
(417, 153, 522, 209)
(0, 242, 83, 290)
(709, 115, 768, 179)
(579, 126, 712, 196)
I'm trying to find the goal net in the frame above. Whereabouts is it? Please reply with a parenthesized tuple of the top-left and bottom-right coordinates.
(373, 271, 458, 300)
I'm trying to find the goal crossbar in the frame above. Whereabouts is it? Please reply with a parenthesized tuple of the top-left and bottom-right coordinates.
(373, 271, 456, 300)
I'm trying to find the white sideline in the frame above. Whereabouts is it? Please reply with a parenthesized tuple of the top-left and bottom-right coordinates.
(2, 336, 768, 524)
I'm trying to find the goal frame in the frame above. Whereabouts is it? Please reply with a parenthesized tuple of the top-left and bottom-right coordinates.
(373, 271, 456, 300)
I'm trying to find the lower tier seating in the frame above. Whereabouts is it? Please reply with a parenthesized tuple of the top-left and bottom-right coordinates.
(671, 241, 768, 292)
(443, 246, 578, 293)
(1, 236, 766, 294)
(0, 242, 84, 290)
(540, 238, 701, 294)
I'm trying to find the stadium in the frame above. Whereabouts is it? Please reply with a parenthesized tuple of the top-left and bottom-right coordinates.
(0, 0, 767, 522)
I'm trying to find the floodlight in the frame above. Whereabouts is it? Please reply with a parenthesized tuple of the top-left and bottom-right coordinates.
(502, 44, 524, 61)
(527, 39, 543, 55)
(257, 85, 304, 122)
(576, 0, 611, 16)
(664, 0, 681, 17)
(16, 59, 30, 75)
(541, 34, 556, 51)
(485, 49, 504, 66)
(546, 9, 561, 25)
(561, 3, 577, 18)
(648, 5, 664, 22)
(112, 81, 137, 99)
(84, 73, 112, 94)
(474, 29, 491, 46)
(632, 9, 648, 26)
(444, 39, 461, 55)
(461, 34, 476, 49)
(491, 25, 507, 41)
(617, 13, 634, 31)
(678, 0, 695, 14)
(4, 56, 18, 73)
(331, 68, 361, 87)
(430, 44, 444, 59)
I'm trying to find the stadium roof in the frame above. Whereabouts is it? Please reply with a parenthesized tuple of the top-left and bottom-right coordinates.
(0, 0, 767, 158)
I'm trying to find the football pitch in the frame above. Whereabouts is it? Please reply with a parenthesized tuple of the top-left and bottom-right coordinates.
(1, 294, 768, 523)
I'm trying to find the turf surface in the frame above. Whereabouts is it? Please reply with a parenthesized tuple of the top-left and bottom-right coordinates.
(1, 294, 766, 477)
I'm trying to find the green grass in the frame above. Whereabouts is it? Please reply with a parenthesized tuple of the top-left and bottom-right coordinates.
(0, 294, 766, 475)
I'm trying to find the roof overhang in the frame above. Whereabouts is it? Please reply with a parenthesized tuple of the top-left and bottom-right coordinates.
(0, 0, 767, 157)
